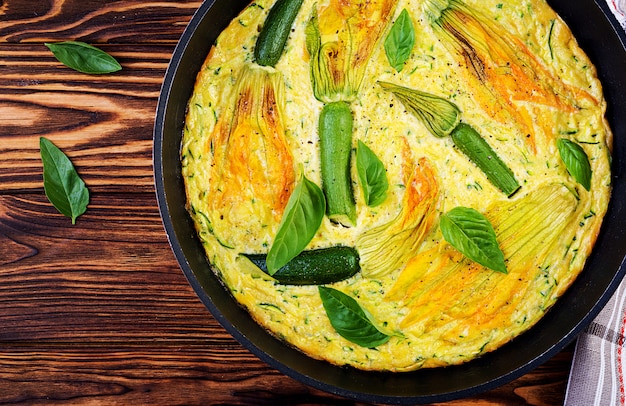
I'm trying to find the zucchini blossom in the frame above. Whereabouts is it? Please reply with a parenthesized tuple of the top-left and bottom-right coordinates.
(356, 142, 440, 279)
(306, 0, 398, 103)
(305, 0, 398, 226)
(424, 0, 597, 153)
(206, 65, 296, 248)
(387, 183, 579, 343)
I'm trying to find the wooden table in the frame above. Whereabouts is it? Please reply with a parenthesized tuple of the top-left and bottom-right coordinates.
(0, 1, 574, 404)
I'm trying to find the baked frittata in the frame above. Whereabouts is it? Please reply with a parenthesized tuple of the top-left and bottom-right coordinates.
(181, 0, 612, 371)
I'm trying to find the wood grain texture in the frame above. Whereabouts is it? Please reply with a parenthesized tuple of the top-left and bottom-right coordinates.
(0, 1, 202, 44)
(0, 42, 171, 193)
(0, 0, 574, 404)
(0, 347, 573, 405)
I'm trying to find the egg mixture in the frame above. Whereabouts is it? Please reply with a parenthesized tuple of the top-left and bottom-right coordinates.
(181, 0, 611, 371)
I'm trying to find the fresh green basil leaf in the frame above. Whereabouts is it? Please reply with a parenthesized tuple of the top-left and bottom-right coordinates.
(384, 9, 415, 72)
(440, 207, 507, 273)
(356, 140, 388, 207)
(266, 173, 325, 274)
(45, 41, 121, 74)
(318, 286, 390, 348)
(40, 137, 90, 224)
(557, 138, 592, 191)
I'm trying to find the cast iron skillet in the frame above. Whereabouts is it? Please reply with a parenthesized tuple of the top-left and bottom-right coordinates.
(154, 0, 626, 403)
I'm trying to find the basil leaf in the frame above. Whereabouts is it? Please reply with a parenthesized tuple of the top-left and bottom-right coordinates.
(557, 138, 592, 191)
(266, 173, 325, 274)
(356, 140, 388, 207)
(384, 9, 415, 72)
(440, 207, 507, 273)
(40, 137, 90, 224)
(318, 286, 390, 348)
(45, 41, 121, 74)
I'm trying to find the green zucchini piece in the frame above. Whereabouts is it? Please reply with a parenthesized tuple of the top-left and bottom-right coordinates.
(451, 123, 520, 197)
(243, 246, 360, 285)
(254, 0, 304, 67)
(319, 101, 357, 226)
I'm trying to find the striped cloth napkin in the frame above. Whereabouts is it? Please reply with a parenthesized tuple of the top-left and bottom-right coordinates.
(564, 1, 626, 405)
(607, 0, 626, 30)
(565, 282, 626, 405)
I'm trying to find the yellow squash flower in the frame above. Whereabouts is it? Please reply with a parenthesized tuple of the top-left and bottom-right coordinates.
(424, 0, 597, 153)
(206, 65, 296, 247)
(306, 0, 399, 103)
(357, 140, 440, 278)
(387, 183, 579, 343)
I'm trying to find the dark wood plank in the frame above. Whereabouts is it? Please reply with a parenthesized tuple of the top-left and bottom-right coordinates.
(0, 193, 216, 342)
(0, 42, 179, 194)
(0, 0, 202, 44)
(0, 346, 572, 405)
(0, 347, 370, 406)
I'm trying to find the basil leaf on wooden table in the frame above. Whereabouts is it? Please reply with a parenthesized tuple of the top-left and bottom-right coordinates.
(318, 286, 390, 348)
(266, 173, 326, 274)
(384, 8, 415, 72)
(440, 206, 507, 274)
(356, 140, 388, 207)
(557, 138, 592, 191)
(40, 137, 90, 224)
(45, 41, 122, 74)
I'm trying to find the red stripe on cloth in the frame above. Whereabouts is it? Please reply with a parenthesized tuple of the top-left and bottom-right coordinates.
(612, 0, 626, 17)
(617, 312, 626, 405)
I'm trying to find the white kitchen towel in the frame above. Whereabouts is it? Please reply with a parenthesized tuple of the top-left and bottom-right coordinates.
(608, 0, 626, 30)
(565, 282, 626, 405)
(563, 2, 626, 405)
